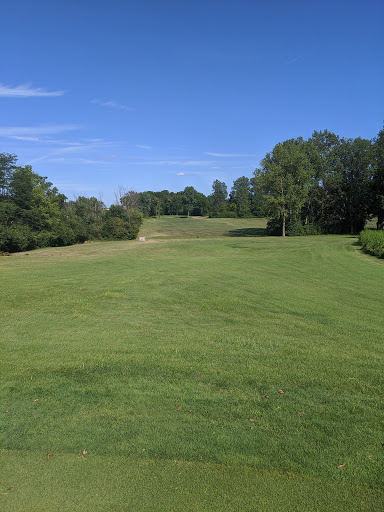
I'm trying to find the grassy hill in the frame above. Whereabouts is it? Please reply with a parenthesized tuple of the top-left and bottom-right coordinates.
(1, 217, 383, 510)
(139, 215, 268, 239)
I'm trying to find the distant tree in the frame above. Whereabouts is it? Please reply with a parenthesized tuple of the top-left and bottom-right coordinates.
(250, 177, 266, 217)
(152, 196, 162, 218)
(138, 191, 154, 216)
(209, 179, 227, 216)
(102, 204, 143, 239)
(193, 191, 208, 216)
(230, 176, 252, 218)
(116, 186, 139, 215)
(182, 186, 198, 217)
(170, 192, 183, 215)
(66, 195, 105, 239)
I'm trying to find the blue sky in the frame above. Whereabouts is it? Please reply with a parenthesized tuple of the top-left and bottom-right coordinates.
(1, 0, 383, 206)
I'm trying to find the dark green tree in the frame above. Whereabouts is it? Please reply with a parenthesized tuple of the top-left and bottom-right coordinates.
(209, 179, 228, 216)
(230, 177, 252, 218)
(372, 126, 384, 230)
(182, 186, 198, 217)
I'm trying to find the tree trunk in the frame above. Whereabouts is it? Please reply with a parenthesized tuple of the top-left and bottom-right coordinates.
(377, 212, 384, 230)
(282, 213, 286, 237)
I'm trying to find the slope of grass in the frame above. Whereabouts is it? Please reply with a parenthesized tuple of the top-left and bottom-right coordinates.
(139, 215, 267, 238)
(1, 219, 383, 510)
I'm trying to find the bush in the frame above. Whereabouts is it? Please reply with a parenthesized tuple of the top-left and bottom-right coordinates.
(287, 222, 323, 236)
(102, 217, 137, 239)
(209, 211, 237, 218)
(266, 218, 283, 236)
(0, 224, 36, 252)
(359, 229, 384, 258)
(267, 218, 323, 236)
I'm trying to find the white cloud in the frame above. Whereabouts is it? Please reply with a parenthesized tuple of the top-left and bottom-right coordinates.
(0, 83, 64, 97)
(91, 98, 133, 111)
(136, 144, 152, 150)
(176, 172, 186, 176)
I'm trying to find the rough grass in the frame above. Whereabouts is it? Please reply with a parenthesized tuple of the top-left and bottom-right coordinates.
(1, 218, 384, 510)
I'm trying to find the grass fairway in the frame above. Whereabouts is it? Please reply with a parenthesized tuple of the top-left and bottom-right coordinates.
(1, 217, 384, 510)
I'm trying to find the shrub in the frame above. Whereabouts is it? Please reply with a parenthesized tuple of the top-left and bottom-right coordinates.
(287, 222, 323, 236)
(0, 224, 36, 252)
(102, 217, 136, 239)
(359, 229, 384, 258)
(209, 211, 237, 218)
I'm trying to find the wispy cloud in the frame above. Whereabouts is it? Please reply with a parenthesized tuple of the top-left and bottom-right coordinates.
(8, 136, 41, 142)
(91, 98, 133, 111)
(0, 124, 79, 137)
(0, 83, 64, 97)
(136, 144, 152, 150)
(161, 160, 214, 166)
(205, 152, 255, 157)
(27, 138, 117, 164)
(43, 157, 105, 165)
(285, 56, 302, 65)
(176, 172, 186, 176)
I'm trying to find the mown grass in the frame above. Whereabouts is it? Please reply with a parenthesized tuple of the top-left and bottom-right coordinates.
(1, 217, 384, 510)
(139, 215, 268, 238)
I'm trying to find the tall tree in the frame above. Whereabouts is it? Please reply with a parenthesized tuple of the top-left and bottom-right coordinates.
(372, 126, 384, 230)
(0, 153, 17, 199)
(255, 139, 313, 236)
(230, 176, 251, 217)
(182, 186, 198, 217)
(334, 137, 373, 234)
(210, 179, 227, 216)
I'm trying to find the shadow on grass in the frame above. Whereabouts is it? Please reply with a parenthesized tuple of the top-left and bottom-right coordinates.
(227, 228, 267, 237)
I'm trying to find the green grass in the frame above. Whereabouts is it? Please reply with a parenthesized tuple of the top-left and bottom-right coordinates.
(139, 214, 268, 238)
(1, 217, 384, 510)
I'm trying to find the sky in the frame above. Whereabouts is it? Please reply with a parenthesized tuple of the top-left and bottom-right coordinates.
(1, 0, 383, 206)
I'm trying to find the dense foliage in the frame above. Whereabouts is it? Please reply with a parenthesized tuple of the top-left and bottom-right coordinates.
(359, 229, 384, 258)
(0, 155, 143, 252)
(254, 128, 384, 236)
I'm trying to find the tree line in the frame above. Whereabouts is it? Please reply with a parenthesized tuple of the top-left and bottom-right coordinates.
(1, 125, 383, 251)
(133, 178, 265, 219)
(0, 158, 266, 252)
(0, 155, 143, 252)
(254, 127, 384, 236)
